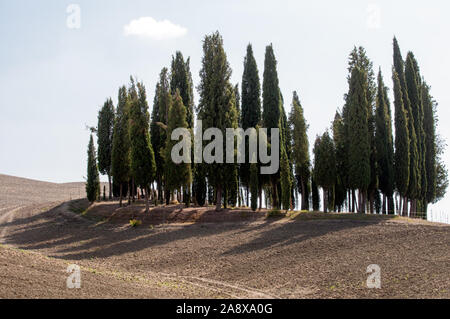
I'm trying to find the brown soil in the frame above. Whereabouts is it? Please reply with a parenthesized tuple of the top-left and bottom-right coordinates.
(0, 174, 449, 299)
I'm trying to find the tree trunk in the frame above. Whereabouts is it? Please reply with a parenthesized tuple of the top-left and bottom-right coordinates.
(216, 185, 222, 211)
(259, 187, 262, 210)
(301, 180, 307, 211)
(246, 187, 249, 207)
(323, 188, 328, 213)
(145, 187, 149, 213)
(402, 197, 408, 216)
(119, 183, 123, 207)
(272, 180, 279, 209)
(132, 179, 135, 203)
(369, 191, 374, 214)
(108, 174, 112, 200)
(351, 189, 356, 213)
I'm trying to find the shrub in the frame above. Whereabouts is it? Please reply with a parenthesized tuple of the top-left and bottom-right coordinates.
(129, 219, 142, 227)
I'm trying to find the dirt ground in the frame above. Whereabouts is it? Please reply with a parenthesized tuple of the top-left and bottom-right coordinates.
(0, 173, 449, 299)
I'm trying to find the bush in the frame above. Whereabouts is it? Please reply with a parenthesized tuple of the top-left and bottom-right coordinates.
(129, 219, 142, 227)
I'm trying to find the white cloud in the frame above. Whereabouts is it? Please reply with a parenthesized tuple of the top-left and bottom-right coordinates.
(123, 17, 187, 40)
(366, 4, 381, 29)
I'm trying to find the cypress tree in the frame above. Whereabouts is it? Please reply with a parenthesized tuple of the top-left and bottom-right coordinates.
(170, 52, 195, 206)
(405, 52, 427, 214)
(170, 52, 194, 129)
(97, 98, 115, 199)
(262, 44, 282, 208)
(241, 44, 262, 199)
(242, 44, 262, 130)
(434, 135, 449, 203)
(289, 91, 310, 210)
(197, 31, 238, 210)
(111, 85, 131, 206)
(347, 67, 371, 213)
(375, 69, 395, 214)
(280, 146, 292, 210)
(343, 47, 376, 213)
(313, 132, 336, 213)
(332, 111, 347, 212)
(422, 82, 436, 210)
(393, 38, 419, 211)
(393, 70, 410, 215)
(129, 80, 156, 213)
(164, 91, 192, 199)
(86, 134, 100, 203)
(151, 68, 172, 204)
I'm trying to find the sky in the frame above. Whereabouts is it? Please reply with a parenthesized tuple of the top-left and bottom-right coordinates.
(0, 0, 449, 214)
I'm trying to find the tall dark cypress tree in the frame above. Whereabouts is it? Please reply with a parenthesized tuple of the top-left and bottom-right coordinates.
(421, 82, 436, 212)
(347, 67, 371, 213)
(170, 51, 194, 129)
(332, 111, 347, 212)
(375, 69, 395, 214)
(280, 146, 292, 210)
(129, 79, 156, 213)
(170, 52, 195, 206)
(97, 98, 115, 199)
(405, 52, 427, 215)
(197, 31, 238, 210)
(151, 68, 172, 204)
(86, 134, 100, 203)
(111, 85, 131, 206)
(289, 91, 310, 210)
(241, 44, 262, 196)
(262, 44, 282, 208)
(164, 90, 192, 199)
(393, 38, 419, 212)
(393, 70, 410, 215)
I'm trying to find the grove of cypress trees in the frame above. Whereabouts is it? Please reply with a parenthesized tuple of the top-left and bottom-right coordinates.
(97, 98, 115, 199)
(375, 69, 395, 214)
(289, 91, 310, 210)
(393, 70, 410, 215)
(129, 80, 156, 213)
(197, 31, 238, 210)
(111, 85, 131, 206)
(86, 134, 100, 203)
(347, 67, 371, 213)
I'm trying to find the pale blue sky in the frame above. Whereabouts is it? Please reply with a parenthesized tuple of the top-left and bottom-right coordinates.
(0, 0, 449, 213)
